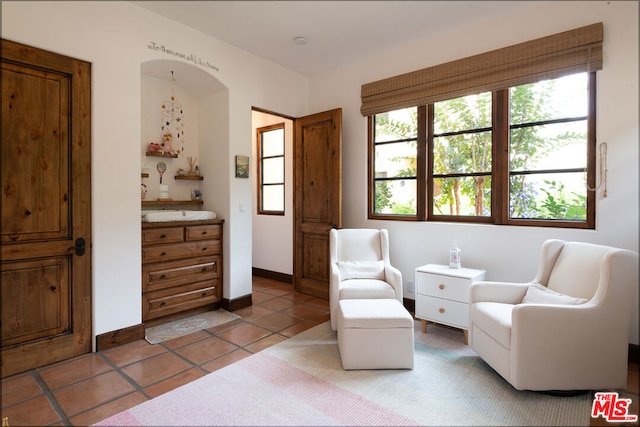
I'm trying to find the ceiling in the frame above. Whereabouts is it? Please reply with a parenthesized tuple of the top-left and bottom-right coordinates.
(132, 1, 537, 77)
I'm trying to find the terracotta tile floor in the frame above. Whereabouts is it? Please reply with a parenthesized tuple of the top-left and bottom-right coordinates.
(2, 276, 638, 426)
(1, 276, 329, 426)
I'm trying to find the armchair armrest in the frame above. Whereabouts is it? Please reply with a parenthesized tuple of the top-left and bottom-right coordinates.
(469, 281, 530, 304)
(510, 303, 630, 389)
(384, 263, 403, 301)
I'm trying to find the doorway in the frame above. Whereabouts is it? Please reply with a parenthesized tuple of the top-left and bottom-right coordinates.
(251, 108, 342, 299)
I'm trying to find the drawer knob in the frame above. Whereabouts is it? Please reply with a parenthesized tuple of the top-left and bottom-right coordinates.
(160, 252, 166, 257)
(160, 274, 166, 279)
(201, 231, 208, 235)
(160, 234, 166, 238)
(202, 247, 208, 252)
(439, 308, 445, 314)
(439, 283, 445, 290)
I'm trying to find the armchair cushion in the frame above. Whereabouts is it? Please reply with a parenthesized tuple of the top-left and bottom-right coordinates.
(337, 260, 385, 280)
(339, 279, 396, 300)
(522, 282, 588, 305)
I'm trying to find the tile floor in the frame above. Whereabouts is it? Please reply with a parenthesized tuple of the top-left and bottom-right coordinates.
(1, 276, 330, 426)
(2, 276, 638, 426)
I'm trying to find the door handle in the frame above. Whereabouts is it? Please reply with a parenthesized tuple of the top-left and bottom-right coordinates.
(69, 237, 86, 256)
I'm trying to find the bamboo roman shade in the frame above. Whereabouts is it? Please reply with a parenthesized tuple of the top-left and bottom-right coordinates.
(361, 22, 603, 116)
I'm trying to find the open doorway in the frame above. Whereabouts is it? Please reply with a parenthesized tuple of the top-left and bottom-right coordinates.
(251, 109, 294, 282)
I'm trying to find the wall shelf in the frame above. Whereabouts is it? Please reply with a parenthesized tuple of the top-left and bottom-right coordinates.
(142, 200, 204, 206)
(146, 151, 178, 158)
(175, 175, 203, 180)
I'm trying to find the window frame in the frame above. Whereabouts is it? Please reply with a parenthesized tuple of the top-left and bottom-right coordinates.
(257, 123, 286, 216)
(368, 72, 596, 229)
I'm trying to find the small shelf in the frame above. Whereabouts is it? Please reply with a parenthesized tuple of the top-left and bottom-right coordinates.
(142, 200, 204, 206)
(146, 151, 178, 158)
(141, 173, 149, 178)
(175, 175, 203, 181)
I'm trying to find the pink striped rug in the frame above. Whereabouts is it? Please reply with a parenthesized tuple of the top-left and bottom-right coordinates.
(94, 321, 591, 426)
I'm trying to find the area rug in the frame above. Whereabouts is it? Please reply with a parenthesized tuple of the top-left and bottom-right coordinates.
(98, 321, 591, 426)
(145, 310, 240, 344)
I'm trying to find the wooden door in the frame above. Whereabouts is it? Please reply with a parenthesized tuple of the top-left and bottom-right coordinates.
(293, 109, 342, 298)
(1, 39, 92, 377)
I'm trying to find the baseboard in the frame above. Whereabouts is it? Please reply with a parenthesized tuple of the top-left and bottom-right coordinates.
(629, 343, 639, 364)
(252, 267, 293, 284)
(221, 293, 252, 312)
(95, 323, 145, 352)
(403, 297, 415, 315)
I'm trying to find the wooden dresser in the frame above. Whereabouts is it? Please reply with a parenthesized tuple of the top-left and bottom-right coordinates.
(141, 219, 224, 322)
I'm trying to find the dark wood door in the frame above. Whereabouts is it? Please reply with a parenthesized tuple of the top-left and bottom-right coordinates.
(293, 109, 342, 298)
(1, 39, 92, 377)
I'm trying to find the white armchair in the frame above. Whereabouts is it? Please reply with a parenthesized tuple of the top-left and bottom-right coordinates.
(469, 239, 638, 391)
(329, 228, 403, 331)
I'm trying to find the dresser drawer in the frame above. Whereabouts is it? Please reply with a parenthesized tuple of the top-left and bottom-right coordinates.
(143, 256, 220, 292)
(416, 273, 470, 303)
(186, 224, 221, 241)
(142, 240, 221, 263)
(142, 227, 184, 245)
(143, 280, 220, 320)
(415, 295, 468, 329)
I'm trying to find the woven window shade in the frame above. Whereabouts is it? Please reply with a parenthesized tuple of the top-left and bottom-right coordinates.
(361, 22, 603, 116)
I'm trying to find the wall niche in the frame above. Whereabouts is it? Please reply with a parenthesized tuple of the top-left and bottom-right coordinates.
(140, 59, 227, 207)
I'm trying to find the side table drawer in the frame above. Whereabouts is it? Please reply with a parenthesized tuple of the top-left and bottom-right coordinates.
(416, 273, 470, 303)
(416, 295, 468, 329)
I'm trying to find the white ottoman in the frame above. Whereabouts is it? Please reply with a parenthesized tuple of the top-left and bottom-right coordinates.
(337, 299, 414, 370)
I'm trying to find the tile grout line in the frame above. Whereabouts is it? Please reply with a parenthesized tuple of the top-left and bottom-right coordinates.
(30, 369, 71, 426)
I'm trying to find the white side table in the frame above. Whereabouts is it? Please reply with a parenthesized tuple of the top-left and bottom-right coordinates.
(415, 264, 486, 344)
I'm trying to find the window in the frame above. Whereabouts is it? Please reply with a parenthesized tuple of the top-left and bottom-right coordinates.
(369, 72, 595, 228)
(257, 124, 285, 215)
(370, 107, 419, 217)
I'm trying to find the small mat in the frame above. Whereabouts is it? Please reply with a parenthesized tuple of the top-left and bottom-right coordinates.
(145, 310, 240, 344)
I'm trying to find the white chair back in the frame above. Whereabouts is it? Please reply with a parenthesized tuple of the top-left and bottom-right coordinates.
(547, 242, 619, 300)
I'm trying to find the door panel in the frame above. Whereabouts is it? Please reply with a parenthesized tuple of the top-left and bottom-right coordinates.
(1, 63, 70, 243)
(293, 109, 342, 298)
(1, 39, 92, 377)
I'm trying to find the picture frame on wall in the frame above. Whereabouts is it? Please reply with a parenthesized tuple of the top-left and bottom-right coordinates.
(236, 155, 249, 178)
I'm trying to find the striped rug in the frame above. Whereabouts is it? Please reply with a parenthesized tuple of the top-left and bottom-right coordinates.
(95, 321, 592, 426)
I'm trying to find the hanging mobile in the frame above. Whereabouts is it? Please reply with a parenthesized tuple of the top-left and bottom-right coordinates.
(157, 161, 167, 183)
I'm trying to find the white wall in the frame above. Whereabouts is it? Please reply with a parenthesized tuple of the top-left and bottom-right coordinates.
(2, 1, 309, 344)
(251, 111, 294, 275)
(308, 1, 639, 343)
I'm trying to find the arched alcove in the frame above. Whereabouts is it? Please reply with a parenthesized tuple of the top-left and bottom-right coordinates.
(140, 59, 229, 206)
(140, 59, 232, 308)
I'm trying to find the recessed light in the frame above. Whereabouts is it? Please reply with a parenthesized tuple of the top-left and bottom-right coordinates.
(294, 36, 308, 45)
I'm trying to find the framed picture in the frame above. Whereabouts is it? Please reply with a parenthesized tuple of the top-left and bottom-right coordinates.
(235, 155, 249, 178)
